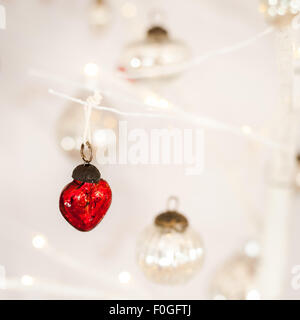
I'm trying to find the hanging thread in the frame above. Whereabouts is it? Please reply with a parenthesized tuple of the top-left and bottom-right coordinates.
(81, 90, 103, 163)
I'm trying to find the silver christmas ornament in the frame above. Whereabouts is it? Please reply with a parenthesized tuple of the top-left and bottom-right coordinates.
(136, 197, 204, 285)
(118, 25, 191, 81)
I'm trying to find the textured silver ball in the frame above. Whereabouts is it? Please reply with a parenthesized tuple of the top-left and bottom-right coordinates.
(137, 210, 204, 285)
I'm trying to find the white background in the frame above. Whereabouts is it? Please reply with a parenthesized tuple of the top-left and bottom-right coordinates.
(0, 0, 300, 299)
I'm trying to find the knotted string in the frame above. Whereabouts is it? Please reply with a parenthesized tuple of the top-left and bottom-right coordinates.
(81, 90, 103, 163)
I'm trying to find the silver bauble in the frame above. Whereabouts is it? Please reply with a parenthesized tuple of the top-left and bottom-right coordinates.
(137, 197, 204, 285)
(118, 26, 190, 81)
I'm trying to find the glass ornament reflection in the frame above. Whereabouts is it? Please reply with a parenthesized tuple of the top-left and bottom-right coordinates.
(56, 92, 118, 162)
(136, 197, 204, 285)
(118, 25, 191, 81)
(259, 0, 300, 26)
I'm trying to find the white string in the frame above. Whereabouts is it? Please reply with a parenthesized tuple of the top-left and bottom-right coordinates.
(29, 68, 154, 111)
(83, 90, 102, 143)
(33, 67, 285, 152)
(48, 88, 291, 153)
(48, 88, 171, 118)
(119, 27, 274, 80)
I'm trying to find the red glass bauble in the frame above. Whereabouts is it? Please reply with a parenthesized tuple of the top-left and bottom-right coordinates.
(59, 179, 112, 231)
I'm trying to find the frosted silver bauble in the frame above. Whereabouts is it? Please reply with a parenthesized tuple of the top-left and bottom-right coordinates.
(56, 93, 118, 161)
(211, 249, 260, 300)
(259, 0, 300, 27)
(137, 198, 204, 285)
(118, 26, 191, 81)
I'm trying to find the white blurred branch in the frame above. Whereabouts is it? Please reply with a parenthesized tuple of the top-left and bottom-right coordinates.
(48, 87, 290, 153)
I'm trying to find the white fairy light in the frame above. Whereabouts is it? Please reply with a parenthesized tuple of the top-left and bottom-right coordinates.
(158, 99, 170, 109)
(84, 63, 99, 77)
(244, 240, 261, 258)
(32, 234, 47, 249)
(118, 271, 131, 284)
(130, 57, 141, 68)
(144, 95, 158, 107)
(21, 275, 34, 286)
(263, 0, 300, 17)
(241, 125, 253, 135)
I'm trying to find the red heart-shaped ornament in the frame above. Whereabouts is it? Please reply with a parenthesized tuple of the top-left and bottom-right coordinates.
(59, 179, 112, 231)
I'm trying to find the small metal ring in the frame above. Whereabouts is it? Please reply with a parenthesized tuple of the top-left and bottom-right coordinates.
(80, 141, 93, 163)
(166, 196, 179, 211)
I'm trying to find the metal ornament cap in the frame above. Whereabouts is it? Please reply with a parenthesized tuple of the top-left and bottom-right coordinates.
(155, 210, 188, 233)
(72, 163, 101, 183)
(147, 25, 169, 42)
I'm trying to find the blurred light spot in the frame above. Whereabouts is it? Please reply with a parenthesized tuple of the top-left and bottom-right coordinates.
(21, 275, 34, 286)
(61, 136, 75, 151)
(197, 247, 204, 256)
(189, 249, 197, 260)
(144, 95, 171, 109)
(246, 289, 261, 300)
(144, 95, 158, 107)
(84, 63, 99, 77)
(32, 234, 46, 249)
(241, 125, 252, 135)
(159, 99, 170, 109)
(244, 240, 260, 258)
(158, 257, 171, 267)
(121, 2, 137, 18)
(130, 57, 141, 68)
(146, 255, 155, 264)
(118, 271, 131, 284)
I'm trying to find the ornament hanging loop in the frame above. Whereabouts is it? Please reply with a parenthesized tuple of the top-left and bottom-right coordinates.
(80, 141, 93, 163)
(167, 196, 179, 212)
